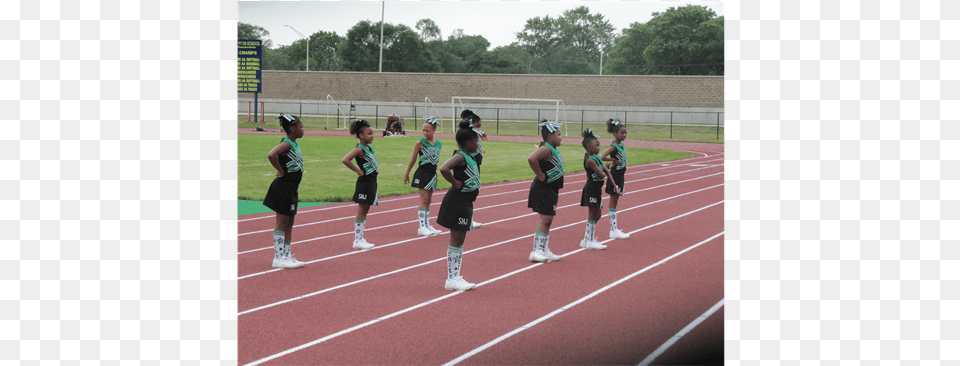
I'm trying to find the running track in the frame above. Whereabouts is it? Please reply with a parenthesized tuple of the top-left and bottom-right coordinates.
(237, 134, 724, 365)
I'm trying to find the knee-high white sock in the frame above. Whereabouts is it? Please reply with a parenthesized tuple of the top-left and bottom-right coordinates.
(273, 230, 284, 259)
(283, 239, 292, 258)
(608, 208, 618, 232)
(585, 219, 596, 242)
(543, 232, 551, 253)
(354, 219, 365, 242)
(417, 208, 427, 228)
(533, 230, 547, 252)
(425, 209, 433, 228)
(447, 246, 463, 279)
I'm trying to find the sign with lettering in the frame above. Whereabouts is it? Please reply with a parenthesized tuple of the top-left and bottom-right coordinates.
(238, 39, 262, 93)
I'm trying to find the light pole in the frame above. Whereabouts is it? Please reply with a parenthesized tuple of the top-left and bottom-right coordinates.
(379, 1, 385, 72)
(284, 24, 309, 71)
(599, 49, 604, 75)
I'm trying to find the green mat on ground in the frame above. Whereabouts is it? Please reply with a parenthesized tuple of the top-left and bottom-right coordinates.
(238, 200, 338, 216)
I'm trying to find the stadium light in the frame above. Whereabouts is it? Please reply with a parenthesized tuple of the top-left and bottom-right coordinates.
(284, 24, 309, 71)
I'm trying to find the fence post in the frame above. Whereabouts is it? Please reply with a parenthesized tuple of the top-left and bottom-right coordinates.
(376, 105, 379, 129)
(581, 110, 584, 132)
(537, 109, 541, 133)
(717, 112, 720, 140)
(497, 108, 500, 135)
(299, 103, 302, 118)
(670, 112, 673, 139)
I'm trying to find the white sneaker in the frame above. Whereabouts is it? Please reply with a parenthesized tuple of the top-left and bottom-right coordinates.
(284, 255, 306, 268)
(528, 251, 548, 263)
(444, 276, 476, 291)
(585, 240, 607, 250)
(352, 239, 375, 250)
(610, 229, 631, 240)
(542, 250, 562, 261)
(272, 256, 304, 269)
(580, 239, 588, 248)
(427, 225, 442, 235)
(418, 227, 436, 237)
(471, 221, 483, 228)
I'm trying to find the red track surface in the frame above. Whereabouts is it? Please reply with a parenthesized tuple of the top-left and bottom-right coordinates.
(238, 136, 724, 365)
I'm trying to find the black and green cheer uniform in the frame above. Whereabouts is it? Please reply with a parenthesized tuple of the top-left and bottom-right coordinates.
(527, 142, 564, 216)
(605, 141, 627, 195)
(581, 153, 605, 208)
(437, 151, 480, 231)
(263, 137, 304, 216)
(411, 138, 442, 191)
(352, 143, 379, 206)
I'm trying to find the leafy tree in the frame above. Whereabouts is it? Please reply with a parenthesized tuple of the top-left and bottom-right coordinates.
(604, 22, 653, 75)
(238, 22, 272, 48)
(340, 21, 440, 72)
(446, 34, 490, 60)
(516, 15, 558, 69)
(642, 5, 723, 75)
(466, 48, 526, 74)
(415, 19, 442, 42)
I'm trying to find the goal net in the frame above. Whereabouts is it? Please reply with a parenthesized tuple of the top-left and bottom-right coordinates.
(451, 97, 569, 136)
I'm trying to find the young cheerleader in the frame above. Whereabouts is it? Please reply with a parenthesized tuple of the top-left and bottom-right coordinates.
(526, 120, 565, 262)
(436, 119, 482, 291)
(341, 119, 378, 250)
(599, 118, 631, 239)
(579, 129, 621, 250)
(403, 115, 443, 237)
(263, 114, 307, 269)
(455, 109, 488, 229)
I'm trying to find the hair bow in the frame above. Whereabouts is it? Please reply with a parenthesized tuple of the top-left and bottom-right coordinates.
(278, 114, 296, 122)
(538, 120, 562, 133)
(424, 115, 440, 125)
(611, 119, 621, 126)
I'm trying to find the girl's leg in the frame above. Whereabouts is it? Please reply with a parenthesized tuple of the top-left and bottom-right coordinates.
(584, 207, 600, 242)
(423, 190, 440, 232)
(417, 189, 430, 229)
(355, 204, 371, 243)
(445, 230, 475, 290)
(608, 193, 621, 233)
(274, 213, 290, 260)
(447, 230, 466, 279)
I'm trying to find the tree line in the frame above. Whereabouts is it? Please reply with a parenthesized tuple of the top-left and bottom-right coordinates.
(238, 5, 723, 76)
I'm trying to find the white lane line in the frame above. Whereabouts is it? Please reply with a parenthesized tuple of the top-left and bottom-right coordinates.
(238, 160, 723, 244)
(637, 299, 725, 366)
(239, 169, 722, 276)
(443, 230, 725, 366)
(237, 154, 725, 223)
(241, 205, 724, 366)
(239, 184, 723, 313)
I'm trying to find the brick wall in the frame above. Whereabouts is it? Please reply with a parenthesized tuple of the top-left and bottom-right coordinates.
(240, 71, 723, 109)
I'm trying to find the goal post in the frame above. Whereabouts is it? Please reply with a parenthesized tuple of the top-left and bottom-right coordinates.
(326, 95, 349, 130)
(451, 97, 569, 136)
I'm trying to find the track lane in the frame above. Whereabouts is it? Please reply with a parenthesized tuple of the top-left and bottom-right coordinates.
(237, 184, 722, 365)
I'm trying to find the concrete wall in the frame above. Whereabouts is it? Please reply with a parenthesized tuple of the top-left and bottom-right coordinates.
(238, 71, 723, 109)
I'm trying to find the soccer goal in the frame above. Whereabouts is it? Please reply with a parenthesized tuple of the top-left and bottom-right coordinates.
(451, 97, 569, 136)
(326, 95, 350, 130)
(424, 97, 445, 133)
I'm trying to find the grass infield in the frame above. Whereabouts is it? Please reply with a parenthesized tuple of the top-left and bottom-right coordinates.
(239, 134, 696, 203)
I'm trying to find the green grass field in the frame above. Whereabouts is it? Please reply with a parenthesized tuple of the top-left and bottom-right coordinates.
(238, 116, 724, 144)
(239, 134, 695, 202)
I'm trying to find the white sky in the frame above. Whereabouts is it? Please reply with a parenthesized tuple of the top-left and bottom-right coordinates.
(238, 1, 724, 50)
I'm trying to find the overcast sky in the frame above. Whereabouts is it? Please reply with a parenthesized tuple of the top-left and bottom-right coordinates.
(238, 1, 724, 50)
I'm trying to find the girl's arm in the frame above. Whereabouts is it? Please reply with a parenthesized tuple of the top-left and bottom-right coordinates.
(598, 160, 621, 195)
(527, 146, 551, 182)
(439, 153, 465, 190)
(403, 140, 423, 184)
(267, 141, 292, 177)
(342, 147, 365, 176)
(599, 145, 617, 164)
